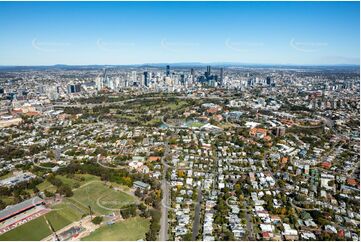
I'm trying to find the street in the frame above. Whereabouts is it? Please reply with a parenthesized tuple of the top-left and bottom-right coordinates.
(191, 185, 203, 240)
(159, 142, 170, 241)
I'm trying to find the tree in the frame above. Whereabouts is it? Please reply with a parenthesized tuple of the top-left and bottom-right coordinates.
(183, 233, 192, 241)
(135, 188, 142, 197)
(328, 180, 335, 187)
(91, 216, 103, 225)
(120, 204, 137, 219)
(0, 200, 6, 210)
(29, 144, 44, 155)
(47, 150, 55, 160)
(138, 203, 147, 215)
(47, 175, 63, 187)
(145, 209, 161, 240)
(44, 189, 55, 197)
(33, 187, 40, 194)
(57, 185, 73, 197)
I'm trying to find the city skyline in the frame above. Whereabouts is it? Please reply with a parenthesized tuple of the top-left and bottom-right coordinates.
(0, 1, 360, 241)
(0, 1, 359, 66)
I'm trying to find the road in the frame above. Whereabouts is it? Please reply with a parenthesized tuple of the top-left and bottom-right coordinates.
(243, 201, 255, 240)
(159, 142, 170, 241)
(191, 185, 203, 240)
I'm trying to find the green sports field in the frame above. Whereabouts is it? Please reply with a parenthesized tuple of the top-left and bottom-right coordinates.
(0, 182, 133, 240)
(0, 206, 82, 241)
(82, 217, 150, 241)
(70, 181, 136, 215)
(0, 178, 136, 240)
(0, 215, 51, 241)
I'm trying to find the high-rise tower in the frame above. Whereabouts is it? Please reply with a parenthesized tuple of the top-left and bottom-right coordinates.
(143, 71, 149, 87)
(220, 68, 224, 86)
(166, 65, 170, 77)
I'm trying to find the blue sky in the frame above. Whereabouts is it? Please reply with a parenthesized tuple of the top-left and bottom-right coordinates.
(0, 1, 359, 65)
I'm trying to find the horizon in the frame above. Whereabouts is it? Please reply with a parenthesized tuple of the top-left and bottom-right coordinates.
(0, 62, 360, 68)
(0, 1, 360, 66)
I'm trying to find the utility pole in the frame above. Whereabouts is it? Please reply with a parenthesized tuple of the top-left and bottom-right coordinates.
(88, 205, 93, 220)
(44, 215, 60, 241)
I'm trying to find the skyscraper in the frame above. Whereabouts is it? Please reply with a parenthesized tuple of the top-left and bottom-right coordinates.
(143, 71, 149, 87)
(131, 71, 137, 83)
(266, 76, 272, 86)
(220, 68, 224, 86)
(75, 84, 81, 92)
(95, 77, 103, 90)
(180, 74, 185, 85)
(205, 65, 211, 80)
(190, 68, 195, 83)
(166, 65, 170, 77)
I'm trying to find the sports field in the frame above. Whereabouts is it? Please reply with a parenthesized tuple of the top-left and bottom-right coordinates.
(0, 206, 82, 241)
(70, 181, 136, 215)
(82, 217, 150, 241)
(0, 178, 135, 240)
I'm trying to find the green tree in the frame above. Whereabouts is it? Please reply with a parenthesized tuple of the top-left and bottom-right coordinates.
(57, 185, 73, 197)
(91, 216, 103, 225)
(0, 200, 6, 210)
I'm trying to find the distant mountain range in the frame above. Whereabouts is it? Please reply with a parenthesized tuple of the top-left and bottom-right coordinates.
(0, 62, 359, 71)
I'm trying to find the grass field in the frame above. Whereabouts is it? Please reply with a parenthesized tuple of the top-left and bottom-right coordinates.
(0, 176, 136, 241)
(58, 174, 100, 189)
(36, 174, 100, 193)
(51, 202, 85, 223)
(71, 181, 135, 215)
(0, 216, 51, 241)
(0, 208, 81, 241)
(0, 172, 13, 179)
(189, 121, 204, 128)
(81, 217, 150, 241)
(166, 100, 188, 110)
(37, 180, 57, 193)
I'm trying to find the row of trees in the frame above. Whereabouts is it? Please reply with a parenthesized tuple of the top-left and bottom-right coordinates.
(46, 174, 73, 197)
(145, 209, 161, 241)
(0, 177, 43, 206)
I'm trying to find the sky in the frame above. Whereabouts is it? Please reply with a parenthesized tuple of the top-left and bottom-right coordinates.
(0, 1, 359, 66)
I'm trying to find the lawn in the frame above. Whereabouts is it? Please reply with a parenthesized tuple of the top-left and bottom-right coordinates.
(71, 181, 135, 215)
(0, 171, 13, 179)
(37, 180, 57, 193)
(58, 174, 100, 189)
(189, 121, 205, 128)
(0, 215, 51, 241)
(167, 100, 188, 110)
(44, 210, 75, 231)
(36, 174, 100, 193)
(145, 117, 162, 126)
(82, 217, 150, 241)
(51, 202, 85, 223)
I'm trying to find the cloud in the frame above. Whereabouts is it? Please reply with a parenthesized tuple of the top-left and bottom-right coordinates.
(32, 38, 70, 52)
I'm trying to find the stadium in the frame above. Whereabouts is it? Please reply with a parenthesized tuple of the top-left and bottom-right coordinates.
(0, 196, 49, 235)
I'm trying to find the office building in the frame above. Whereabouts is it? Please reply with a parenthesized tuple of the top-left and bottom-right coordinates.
(220, 68, 224, 86)
(143, 71, 149, 87)
(166, 65, 170, 77)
